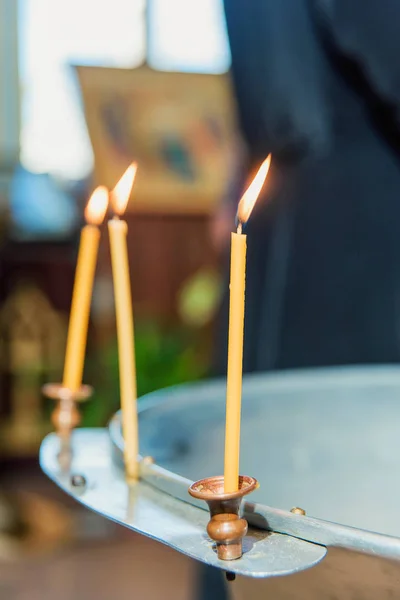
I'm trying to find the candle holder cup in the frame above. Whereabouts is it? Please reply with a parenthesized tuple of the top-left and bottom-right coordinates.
(189, 475, 258, 561)
(42, 383, 93, 466)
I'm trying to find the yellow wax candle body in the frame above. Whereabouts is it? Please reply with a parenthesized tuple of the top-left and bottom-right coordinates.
(224, 231, 247, 493)
(63, 224, 100, 392)
(108, 218, 139, 481)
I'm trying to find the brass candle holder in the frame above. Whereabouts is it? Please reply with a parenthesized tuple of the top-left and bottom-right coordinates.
(42, 383, 93, 467)
(189, 475, 258, 561)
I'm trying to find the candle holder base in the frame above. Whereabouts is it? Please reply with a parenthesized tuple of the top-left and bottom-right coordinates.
(188, 475, 258, 561)
(42, 383, 93, 463)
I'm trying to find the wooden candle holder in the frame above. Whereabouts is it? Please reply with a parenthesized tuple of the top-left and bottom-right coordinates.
(189, 475, 258, 561)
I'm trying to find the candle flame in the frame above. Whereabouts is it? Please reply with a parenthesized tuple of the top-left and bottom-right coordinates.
(84, 186, 109, 225)
(237, 155, 271, 226)
(111, 163, 138, 216)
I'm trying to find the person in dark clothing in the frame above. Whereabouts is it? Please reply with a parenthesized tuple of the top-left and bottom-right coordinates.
(213, 0, 400, 374)
(200, 4, 400, 599)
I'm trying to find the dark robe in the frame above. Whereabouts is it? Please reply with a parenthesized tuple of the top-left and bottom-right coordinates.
(215, 0, 400, 373)
(201, 5, 400, 597)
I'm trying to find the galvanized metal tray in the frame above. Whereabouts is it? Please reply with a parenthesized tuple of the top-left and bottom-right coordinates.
(39, 365, 400, 591)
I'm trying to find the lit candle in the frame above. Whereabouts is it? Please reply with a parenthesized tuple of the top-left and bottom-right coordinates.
(224, 155, 271, 493)
(108, 163, 139, 482)
(63, 187, 109, 392)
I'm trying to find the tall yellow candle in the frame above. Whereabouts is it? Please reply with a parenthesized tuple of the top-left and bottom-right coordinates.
(224, 230, 247, 493)
(224, 155, 272, 493)
(63, 187, 109, 392)
(108, 163, 139, 482)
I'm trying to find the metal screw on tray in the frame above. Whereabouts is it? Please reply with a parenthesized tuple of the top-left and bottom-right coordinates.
(42, 383, 93, 467)
(290, 507, 306, 516)
(189, 475, 258, 561)
(70, 473, 88, 495)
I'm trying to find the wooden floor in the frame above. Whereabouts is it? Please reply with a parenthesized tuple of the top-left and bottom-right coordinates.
(0, 534, 196, 600)
(0, 460, 197, 600)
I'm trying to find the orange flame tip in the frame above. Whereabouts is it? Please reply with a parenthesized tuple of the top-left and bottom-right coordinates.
(84, 186, 109, 225)
(111, 163, 138, 216)
(237, 154, 271, 227)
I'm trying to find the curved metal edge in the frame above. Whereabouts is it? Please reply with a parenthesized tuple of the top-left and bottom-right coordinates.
(109, 412, 400, 562)
(121, 365, 400, 413)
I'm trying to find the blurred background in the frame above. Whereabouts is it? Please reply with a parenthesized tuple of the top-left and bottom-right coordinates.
(3, 0, 400, 597)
